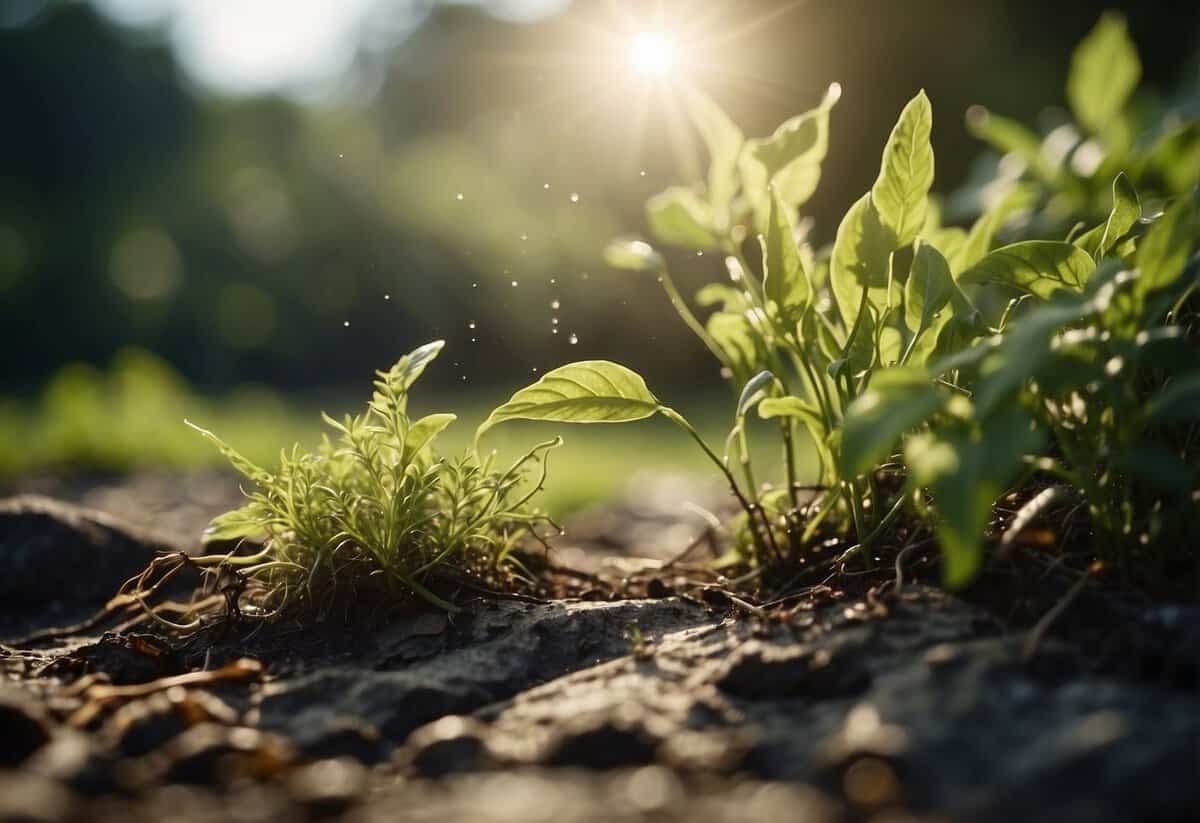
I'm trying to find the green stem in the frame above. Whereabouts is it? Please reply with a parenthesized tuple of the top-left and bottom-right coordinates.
(656, 266, 731, 369)
(660, 407, 771, 562)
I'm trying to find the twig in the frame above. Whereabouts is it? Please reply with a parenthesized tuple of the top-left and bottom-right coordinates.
(1022, 564, 1096, 662)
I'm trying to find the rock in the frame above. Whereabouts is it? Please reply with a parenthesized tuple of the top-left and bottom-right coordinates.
(0, 686, 53, 767)
(284, 757, 368, 816)
(0, 496, 190, 636)
(0, 773, 76, 822)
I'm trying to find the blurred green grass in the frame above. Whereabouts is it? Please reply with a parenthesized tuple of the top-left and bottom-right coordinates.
(0, 348, 813, 515)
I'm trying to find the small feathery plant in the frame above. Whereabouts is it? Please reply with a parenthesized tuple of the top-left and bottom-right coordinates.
(122, 341, 561, 627)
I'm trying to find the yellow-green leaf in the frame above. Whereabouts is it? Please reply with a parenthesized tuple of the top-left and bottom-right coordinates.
(477, 361, 660, 441)
(872, 90, 935, 246)
(1067, 12, 1141, 135)
(959, 241, 1096, 299)
(830, 193, 897, 329)
(760, 189, 808, 314)
(646, 187, 720, 250)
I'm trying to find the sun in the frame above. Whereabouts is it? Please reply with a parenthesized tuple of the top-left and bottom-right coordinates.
(628, 31, 677, 77)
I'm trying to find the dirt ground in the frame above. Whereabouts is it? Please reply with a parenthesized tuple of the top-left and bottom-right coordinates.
(1, 474, 1197, 822)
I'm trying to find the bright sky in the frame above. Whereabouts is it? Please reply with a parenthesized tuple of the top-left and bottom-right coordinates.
(90, 0, 572, 97)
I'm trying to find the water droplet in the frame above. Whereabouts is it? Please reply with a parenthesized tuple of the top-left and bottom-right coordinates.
(383, 293, 391, 300)
(456, 193, 464, 201)
(468, 321, 476, 329)
(569, 193, 580, 203)
(549, 277, 557, 284)
(338, 153, 344, 159)
(550, 299, 561, 309)
(551, 317, 559, 325)
(543, 183, 551, 190)
(581, 272, 590, 280)
(552, 328, 559, 335)
(520, 234, 528, 242)
(471, 282, 478, 288)
(343, 320, 350, 327)
(696, 250, 704, 257)
(568, 333, 579, 345)
(639, 169, 646, 177)
(532, 367, 539, 373)
(511, 280, 519, 287)
(470, 337, 477, 343)
(461, 375, 468, 381)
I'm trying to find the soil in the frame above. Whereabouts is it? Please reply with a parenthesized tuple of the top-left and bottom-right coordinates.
(0, 474, 1197, 822)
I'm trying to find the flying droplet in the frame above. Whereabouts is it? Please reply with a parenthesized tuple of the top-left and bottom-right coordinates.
(696, 250, 704, 257)
(552, 328, 559, 335)
(550, 299, 560, 309)
(549, 277, 557, 284)
(569, 193, 580, 203)
(470, 337, 477, 343)
(343, 320, 350, 327)
(511, 280, 519, 287)
(520, 233, 528, 241)
(383, 293, 391, 300)
(543, 183, 551, 190)
(471, 282, 478, 288)
(468, 321, 476, 329)
(338, 153, 344, 159)
(551, 317, 559, 325)
(639, 170, 646, 177)
(456, 193, 464, 201)
(532, 367, 539, 373)
(568, 333, 579, 345)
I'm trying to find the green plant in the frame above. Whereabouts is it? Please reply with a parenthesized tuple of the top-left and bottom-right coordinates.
(483, 12, 1199, 590)
(129, 341, 560, 621)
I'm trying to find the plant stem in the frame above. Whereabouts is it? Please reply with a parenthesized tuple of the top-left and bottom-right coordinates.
(660, 407, 772, 562)
(655, 267, 731, 369)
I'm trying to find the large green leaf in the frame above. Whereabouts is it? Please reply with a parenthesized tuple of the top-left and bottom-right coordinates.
(1074, 173, 1141, 259)
(951, 183, 1038, 273)
(830, 193, 897, 328)
(645, 187, 720, 250)
(760, 189, 808, 314)
(1134, 194, 1199, 299)
(906, 410, 1041, 587)
(477, 361, 660, 441)
(1067, 12, 1141, 136)
(840, 368, 944, 478)
(872, 90, 935, 247)
(959, 241, 1096, 299)
(604, 238, 665, 273)
(683, 88, 744, 215)
(1145, 373, 1200, 424)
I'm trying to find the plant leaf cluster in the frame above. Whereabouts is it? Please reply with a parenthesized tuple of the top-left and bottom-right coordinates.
(488, 12, 1200, 590)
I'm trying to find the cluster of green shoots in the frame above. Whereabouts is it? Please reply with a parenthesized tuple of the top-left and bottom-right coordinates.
(133, 341, 559, 622)
(487, 12, 1200, 591)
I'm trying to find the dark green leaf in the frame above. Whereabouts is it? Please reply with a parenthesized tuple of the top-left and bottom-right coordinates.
(1074, 173, 1141, 259)
(960, 241, 1096, 299)
(1134, 194, 1199, 298)
(841, 368, 944, 478)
